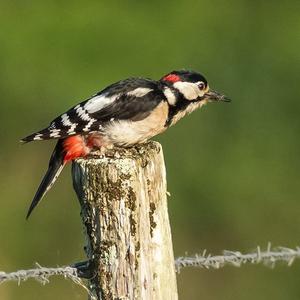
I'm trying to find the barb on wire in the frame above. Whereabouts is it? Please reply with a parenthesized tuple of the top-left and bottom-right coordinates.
(175, 243, 300, 272)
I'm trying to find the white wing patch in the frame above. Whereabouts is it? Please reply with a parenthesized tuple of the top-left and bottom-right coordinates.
(49, 129, 61, 138)
(76, 106, 92, 121)
(33, 134, 43, 141)
(61, 113, 73, 126)
(67, 123, 78, 134)
(83, 119, 97, 132)
(84, 94, 120, 114)
(127, 87, 153, 97)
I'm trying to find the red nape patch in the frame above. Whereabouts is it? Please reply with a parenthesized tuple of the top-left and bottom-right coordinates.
(63, 135, 90, 162)
(162, 74, 181, 83)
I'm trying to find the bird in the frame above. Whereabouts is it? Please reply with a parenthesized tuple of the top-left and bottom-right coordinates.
(22, 70, 230, 219)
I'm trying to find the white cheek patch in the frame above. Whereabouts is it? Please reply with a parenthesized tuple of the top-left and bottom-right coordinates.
(127, 87, 153, 97)
(84, 94, 120, 113)
(173, 82, 201, 100)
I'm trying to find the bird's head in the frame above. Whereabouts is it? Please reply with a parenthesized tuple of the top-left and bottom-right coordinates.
(160, 70, 230, 104)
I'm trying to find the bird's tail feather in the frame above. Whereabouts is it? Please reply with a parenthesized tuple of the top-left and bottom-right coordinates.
(26, 140, 66, 219)
(21, 127, 54, 143)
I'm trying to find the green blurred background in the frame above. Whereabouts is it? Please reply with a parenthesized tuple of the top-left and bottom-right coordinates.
(0, 0, 300, 299)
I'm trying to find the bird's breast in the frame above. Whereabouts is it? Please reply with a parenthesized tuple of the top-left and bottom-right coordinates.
(103, 101, 169, 146)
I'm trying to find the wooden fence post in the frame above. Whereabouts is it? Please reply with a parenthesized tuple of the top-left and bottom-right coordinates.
(72, 141, 178, 300)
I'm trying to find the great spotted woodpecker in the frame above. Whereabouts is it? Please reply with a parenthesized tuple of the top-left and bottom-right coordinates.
(22, 70, 230, 218)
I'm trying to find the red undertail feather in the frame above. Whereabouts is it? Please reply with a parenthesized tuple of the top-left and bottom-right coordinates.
(63, 135, 90, 162)
(26, 135, 90, 219)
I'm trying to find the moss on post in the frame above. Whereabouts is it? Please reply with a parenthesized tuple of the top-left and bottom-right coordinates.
(72, 141, 178, 300)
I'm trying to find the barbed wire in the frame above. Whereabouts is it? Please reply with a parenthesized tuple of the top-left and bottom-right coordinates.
(1, 245, 299, 295)
(0, 263, 77, 285)
(175, 244, 300, 272)
(0, 263, 96, 299)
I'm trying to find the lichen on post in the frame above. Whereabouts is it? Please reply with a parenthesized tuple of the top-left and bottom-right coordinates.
(72, 141, 178, 300)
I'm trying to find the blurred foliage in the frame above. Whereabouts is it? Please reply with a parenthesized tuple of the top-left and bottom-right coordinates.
(0, 0, 300, 299)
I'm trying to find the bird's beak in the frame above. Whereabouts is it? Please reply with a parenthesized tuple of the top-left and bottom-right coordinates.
(204, 90, 231, 102)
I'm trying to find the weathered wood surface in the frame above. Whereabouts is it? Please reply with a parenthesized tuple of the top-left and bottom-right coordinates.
(72, 141, 178, 300)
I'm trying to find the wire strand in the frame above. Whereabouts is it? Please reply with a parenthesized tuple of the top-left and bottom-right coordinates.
(1, 244, 299, 296)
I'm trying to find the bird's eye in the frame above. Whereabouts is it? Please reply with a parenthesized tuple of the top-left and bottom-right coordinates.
(198, 82, 206, 90)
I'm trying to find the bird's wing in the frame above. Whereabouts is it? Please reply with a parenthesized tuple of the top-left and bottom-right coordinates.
(21, 78, 164, 142)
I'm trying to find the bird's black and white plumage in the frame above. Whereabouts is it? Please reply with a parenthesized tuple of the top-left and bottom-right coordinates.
(22, 70, 230, 218)
(23, 78, 164, 143)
